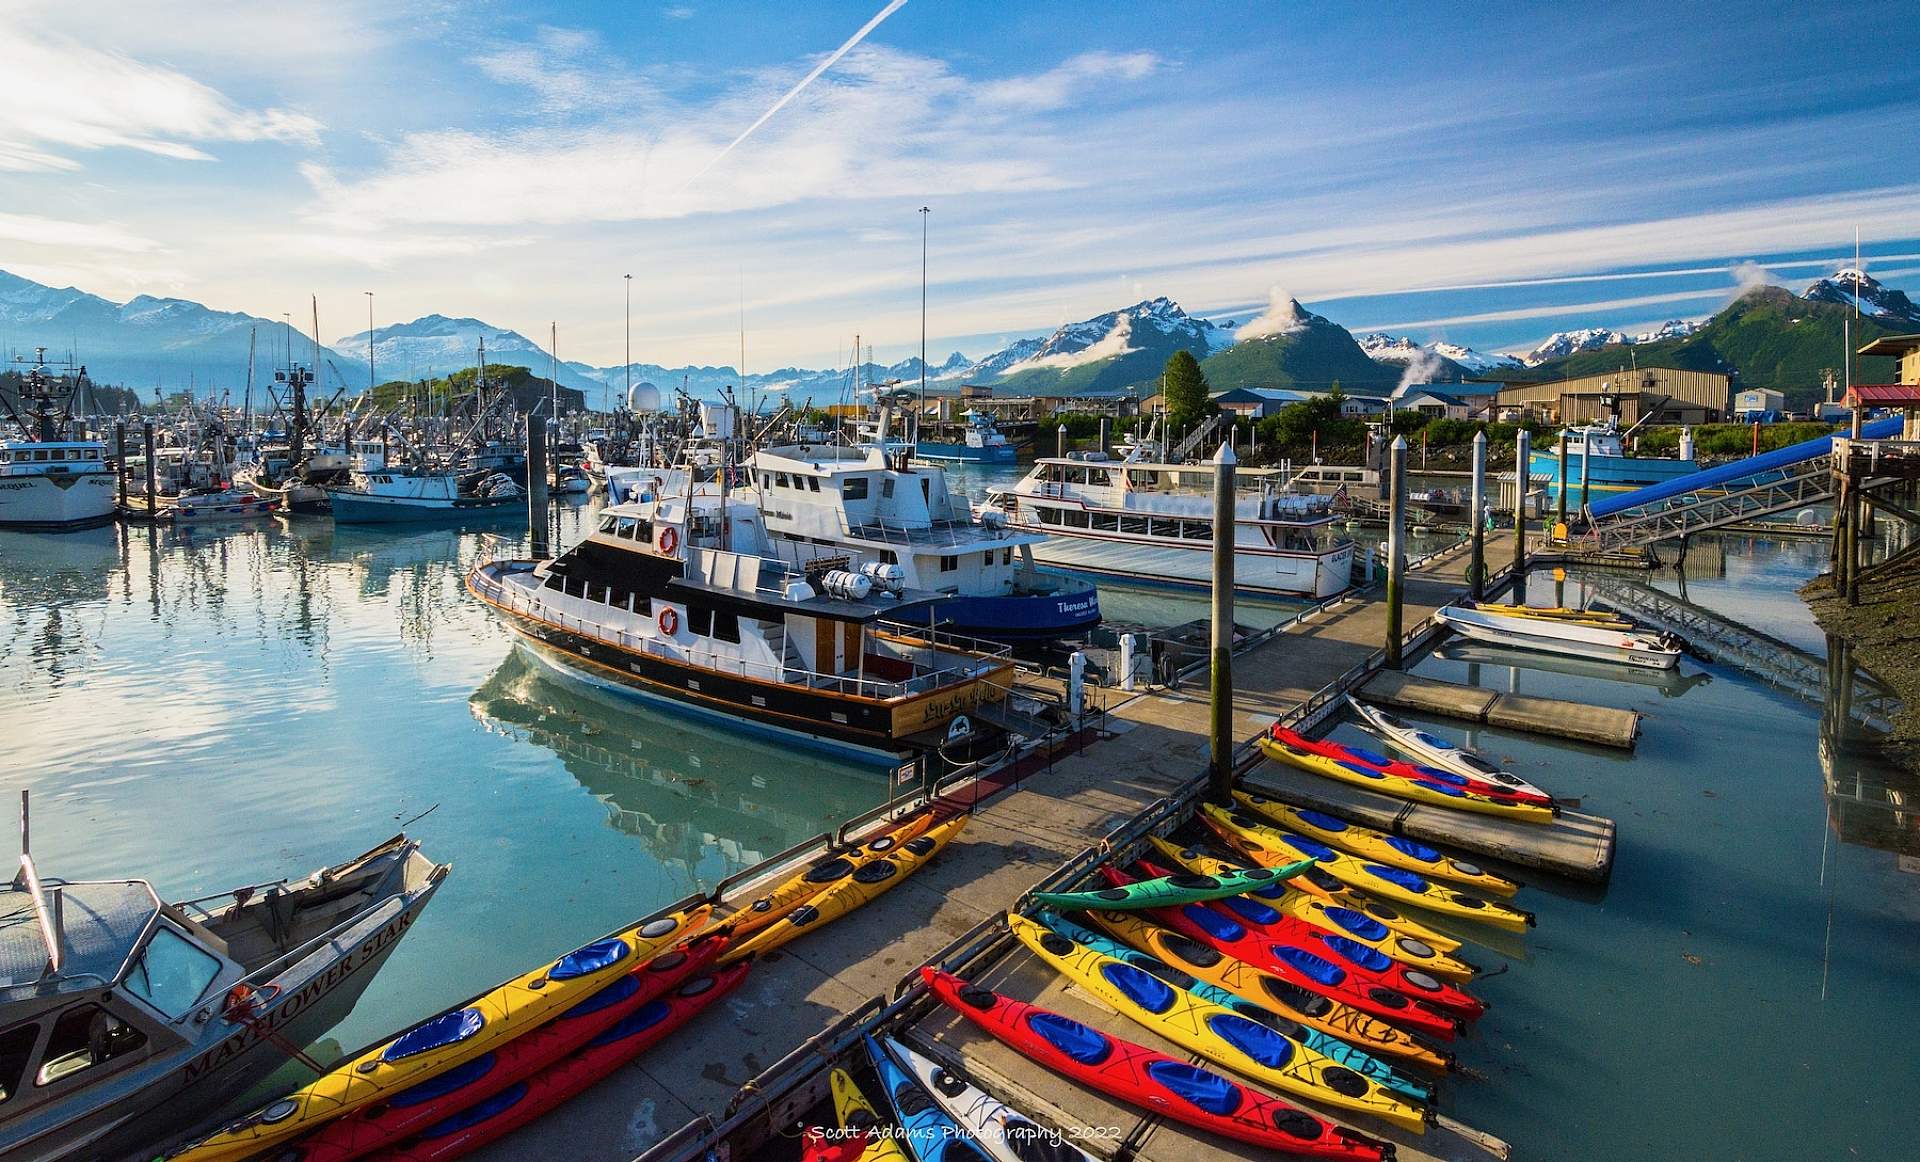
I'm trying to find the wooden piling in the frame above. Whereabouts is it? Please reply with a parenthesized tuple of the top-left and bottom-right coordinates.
(1208, 442, 1236, 804)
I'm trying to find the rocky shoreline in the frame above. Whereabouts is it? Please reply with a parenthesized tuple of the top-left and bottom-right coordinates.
(1802, 559, 1920, 769)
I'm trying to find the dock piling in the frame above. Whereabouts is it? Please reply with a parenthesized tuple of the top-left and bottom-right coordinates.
(1513, 428, 1530, 598)
(1385, 435, 1407, 669)
(1055, 423, 1066, 459)
(113, 422, 127, 514)
(1556, 432, 1569, 537)
(142, 421, 157, 521)
(1208, 441, 1236, 804)
(1098, 416, 1111, 456)
(1469, 430, 1487, 600)
(527, 413, 550, 558)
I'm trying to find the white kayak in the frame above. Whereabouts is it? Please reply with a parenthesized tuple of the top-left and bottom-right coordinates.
(1345, 695, 1554, 801)
(882, 1035, 1094, 1162)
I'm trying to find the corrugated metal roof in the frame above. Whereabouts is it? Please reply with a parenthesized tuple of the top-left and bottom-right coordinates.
(1845, 384, 1920, 404)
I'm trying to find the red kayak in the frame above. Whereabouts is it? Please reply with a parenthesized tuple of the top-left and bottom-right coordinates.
(371, 963, 751, 1162)
(922, 968, 1392, 1161)
(802, 1126, 871, 1162)
(1101, 867, 1461, 1042)
(288, 935, 729, 1162)
(1133, 858, 1485, 1019)
(1270, 727, 1551, 807)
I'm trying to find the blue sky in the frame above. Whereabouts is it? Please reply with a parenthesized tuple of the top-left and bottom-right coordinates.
(3, 0, 1918, 368)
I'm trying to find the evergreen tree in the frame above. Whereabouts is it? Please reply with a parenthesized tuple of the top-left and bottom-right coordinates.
(1162, 349, 1212, 428)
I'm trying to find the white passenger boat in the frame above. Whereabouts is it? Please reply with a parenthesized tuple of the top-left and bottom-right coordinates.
(1435, 603, 1683, 669)
(1344, 694, 1552, 800)
(749, 439, 1100, 642)
(983, 454, 1354, 599)
(0, 352, 116, 531)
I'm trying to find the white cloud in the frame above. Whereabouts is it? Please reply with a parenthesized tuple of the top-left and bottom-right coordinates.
(0, 213, 161, 253)
(1005, 314, 1137, 373)
(663, 5, 696, 18)
(976, 51, 1162, 111)
(0, 16, 321, 172)
(1237, 287, 1306, 340)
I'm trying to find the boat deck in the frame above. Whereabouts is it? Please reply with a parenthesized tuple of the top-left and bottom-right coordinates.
(475, 534, 1588, 1162)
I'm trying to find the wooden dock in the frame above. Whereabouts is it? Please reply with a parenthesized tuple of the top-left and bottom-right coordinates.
(1360, 669, 1641, 748)
(479, 536, 1599, 1162)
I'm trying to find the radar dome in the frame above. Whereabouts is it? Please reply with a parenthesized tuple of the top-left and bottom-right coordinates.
(627, 381, 661, 412)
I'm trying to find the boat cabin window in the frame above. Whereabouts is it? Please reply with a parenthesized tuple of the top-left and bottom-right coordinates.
(688, 607, 712, 637)
(881, 479, 895, 499)
(941, 555, 957, 572)
(0, 1022, 37, 1104)
(807, 476, 820, 492)
(1063, 509, 1090, 529)
(713, 610, 740, 643)
(775, 472, 791, 488)
(1091, 512, 1119, 531)
(124, 926, 223, 1019)
(1120, 515, 1148, 535)
(843, 478, 869, 501)
(35, 1005, 147, 1087)
(879, 549, 897, 564)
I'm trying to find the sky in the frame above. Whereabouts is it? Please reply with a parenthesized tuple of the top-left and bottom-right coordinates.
(4, 0, 1920, 370)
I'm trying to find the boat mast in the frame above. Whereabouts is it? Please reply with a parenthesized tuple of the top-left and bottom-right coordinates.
(243, 327, 255, 436)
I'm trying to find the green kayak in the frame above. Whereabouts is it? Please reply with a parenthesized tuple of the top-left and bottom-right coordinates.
(1031, 859, 1314, 911)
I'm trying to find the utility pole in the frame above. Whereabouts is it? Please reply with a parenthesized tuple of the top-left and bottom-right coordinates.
(919, 206, 931, 410)
(622, 273, 632, 417)
(364, 291, 375, 392)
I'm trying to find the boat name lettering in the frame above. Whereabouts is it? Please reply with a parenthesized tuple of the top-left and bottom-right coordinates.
(181, 907, 421, 1084)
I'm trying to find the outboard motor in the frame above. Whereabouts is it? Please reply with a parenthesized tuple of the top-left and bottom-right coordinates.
(819, 570, 874, 601)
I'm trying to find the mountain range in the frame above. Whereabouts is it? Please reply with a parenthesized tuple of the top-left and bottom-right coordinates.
(4, 265, 1915, 410)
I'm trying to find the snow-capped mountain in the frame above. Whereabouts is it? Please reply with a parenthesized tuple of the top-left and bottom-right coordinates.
(1003, 297, 1232, 374)
(1521, 328, 1629, 366)
(1803, 269, 1920, 328)
(0, 268, 341, 392)
(1357, 332, 1522, 375)
(1631, 319, 1699, 344)
(333, 315, 609, 394)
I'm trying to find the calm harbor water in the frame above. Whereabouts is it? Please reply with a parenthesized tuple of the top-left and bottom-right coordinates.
(3, 506, 1912, 1158)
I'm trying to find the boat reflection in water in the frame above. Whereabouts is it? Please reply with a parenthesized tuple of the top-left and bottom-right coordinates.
(469, 647, 895, 880)
(1431, 639, 1713, 695)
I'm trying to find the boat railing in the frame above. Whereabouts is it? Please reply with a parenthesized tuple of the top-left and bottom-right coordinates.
(837, 509, 1009, 548)
(470, 564, 1003, 701)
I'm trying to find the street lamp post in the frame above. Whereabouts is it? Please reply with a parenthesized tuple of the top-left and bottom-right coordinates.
(622, 273, 632, 416)
(919, 206, 930, 408)
(364, 291, 375, 393)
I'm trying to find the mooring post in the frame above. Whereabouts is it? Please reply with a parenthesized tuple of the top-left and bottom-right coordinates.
(1098, 416, 1111, 457)
(142, 420, 157, 521)
(1846, 462, 1863, 606)
(1578, 431, 1591, 515)
(1385, 436, 1408, 669)
(1469, 430, 1487, 601)
(113, 421, 128, 515)
(1056, 422, 1066, 459)
(1208, 441, 1237, 804)
(1555, 432, 1569, 539)
(1513, 428, 1531, 599)
(526, 412, 550, 558)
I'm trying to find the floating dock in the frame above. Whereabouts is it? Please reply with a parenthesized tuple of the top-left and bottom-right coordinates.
(472, 536, 1606, 1162)
(1359, 669, 1641, 748)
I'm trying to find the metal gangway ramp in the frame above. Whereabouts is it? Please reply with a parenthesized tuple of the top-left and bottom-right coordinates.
(1580, 570, 1899, 730)
(1574, 417, 1904, 553)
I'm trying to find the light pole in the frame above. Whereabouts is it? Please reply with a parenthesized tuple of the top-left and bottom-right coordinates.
(919, 206, 930, 407)
(622, 273, 632, 416)
(364, 291, 375, 392)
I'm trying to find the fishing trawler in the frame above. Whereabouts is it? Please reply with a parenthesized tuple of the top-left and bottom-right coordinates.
(914, 408, 1018, 464)
(749, 439, 1099, 641)
(0, 794, 446, 1162)
(467, 489, 1016, 760)
(983, 454, 1355, 599)
(0, 351, 116, 531)
(323, 440, 525, 523)
(1531, 420, 1698, 507)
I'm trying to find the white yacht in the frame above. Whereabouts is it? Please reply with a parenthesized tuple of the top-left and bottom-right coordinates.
(984, 454, 1355, 599)
(0, 351, 116, 531)
(747, 441, 1100, 642)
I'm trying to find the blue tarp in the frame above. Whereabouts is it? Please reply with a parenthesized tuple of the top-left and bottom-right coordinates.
(1586, 417, 1905, 519)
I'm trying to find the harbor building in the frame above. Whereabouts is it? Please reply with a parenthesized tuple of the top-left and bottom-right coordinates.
(1850, 333, 1920, 439)
(1495, 367, 1731, 425)
(1734, 387, 1787, 419)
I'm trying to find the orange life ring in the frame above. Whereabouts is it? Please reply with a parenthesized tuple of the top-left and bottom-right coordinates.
(658, 607, 679, 636)
(658, 526, 679, 555)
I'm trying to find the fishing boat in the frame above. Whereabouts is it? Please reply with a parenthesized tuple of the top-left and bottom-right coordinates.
(467, 491, 1016, 760)
(324, 442, 525, 524)
(0, 351, 116, 531)
(914, 409, 1018, 464)
(749, 436, 1100, 642)
(1434, 603, 1683, 669)
(984, 454, 1354, 599)
(169, 486, 276, 523)
(1531, 419, 1697, 508)
(0, 795, 446, 1162)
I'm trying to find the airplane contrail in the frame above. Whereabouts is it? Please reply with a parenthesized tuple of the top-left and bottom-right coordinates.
(681, 0, 909, 191)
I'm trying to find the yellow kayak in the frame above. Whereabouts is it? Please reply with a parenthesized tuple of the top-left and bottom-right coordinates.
(1232, 793, 1522, 898)
(1255, 735, 1557, 824)
(168, 904, 712, 1161)
(726, 812, 968, 962)
(1009, 913, 1430, 1132)
(1200, 804, 1534, 934)
(721, 811, 934, 943)
(831, 1067, 911, 1162)
(1146, 836, 1479, 981)
(1471, 602, 1633, 628)
(1082, 905, 1453, 1070)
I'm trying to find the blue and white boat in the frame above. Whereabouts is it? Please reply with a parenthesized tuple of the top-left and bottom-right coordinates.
(747, 438, 1100, 643)
(1530, 421, 1697, 507)
(914, 409, 1018, 464)
(323, 441, 526, 523)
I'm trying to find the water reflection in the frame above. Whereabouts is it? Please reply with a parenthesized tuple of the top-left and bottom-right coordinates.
(1434, 639, 1713, 695)
(469, 646, 892, 876)
(1819, 632, 1920, 859)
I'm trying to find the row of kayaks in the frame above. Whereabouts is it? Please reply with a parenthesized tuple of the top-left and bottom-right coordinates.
(169, 809, 970, 1162)
(1256, 696, 1561, 824)
(902, 787, 1540, 1157)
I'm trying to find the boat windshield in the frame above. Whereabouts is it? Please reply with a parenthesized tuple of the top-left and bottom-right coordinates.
(122, 927, 223, 1018)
